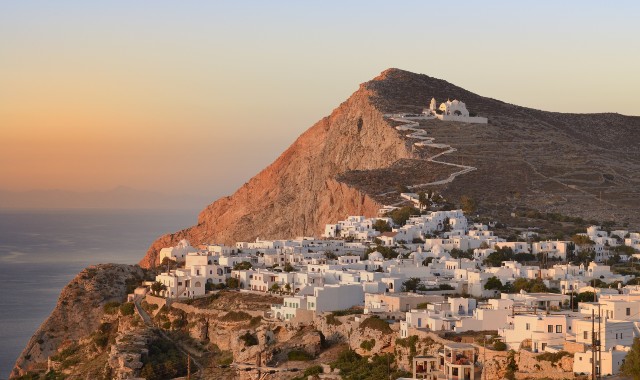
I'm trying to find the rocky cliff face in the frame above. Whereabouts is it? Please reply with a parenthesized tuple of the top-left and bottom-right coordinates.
(141, 72, 414, 267)
(142, 68, 640, 267)
(11, 264, 143, 378)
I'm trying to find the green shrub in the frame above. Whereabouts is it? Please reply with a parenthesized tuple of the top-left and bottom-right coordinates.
(103, 301, 121, 314)
(360, 339, 375, 351)
(93, 333, 109, 349)
(140, 336, 188, 380)
(221, 311, 251, 322)
(302, 365, 323, 376)
(493, 341, 507, 351)
(331, 349, 410, 379)
(359, 316, 392, 334)
(119, 302, 135, 316)
(535, 351, 570, 363)
(239, 332, 258, 346)
(395, 335, 419, 348)
(288, 349, 313, 361)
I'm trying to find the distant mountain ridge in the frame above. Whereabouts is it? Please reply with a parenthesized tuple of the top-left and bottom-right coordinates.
(0, 186, 210, 210)
(140, 68, 640, 267)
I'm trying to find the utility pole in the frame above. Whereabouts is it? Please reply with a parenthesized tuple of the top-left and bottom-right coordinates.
(187, 353, 191, 380)
(591, 309, 596, 380)
(597, 304, 602, 380)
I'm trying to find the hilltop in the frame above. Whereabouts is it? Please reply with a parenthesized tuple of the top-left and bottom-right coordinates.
(141, 68, 640, 267)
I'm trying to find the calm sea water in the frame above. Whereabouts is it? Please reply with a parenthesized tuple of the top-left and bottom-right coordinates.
(0, 209, 198, 379)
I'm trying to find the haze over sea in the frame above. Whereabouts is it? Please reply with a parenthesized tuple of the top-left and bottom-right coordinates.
(0, 209, 197, 379)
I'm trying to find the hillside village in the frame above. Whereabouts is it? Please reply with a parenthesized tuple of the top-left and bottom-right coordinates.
(139, 202, 640, 379)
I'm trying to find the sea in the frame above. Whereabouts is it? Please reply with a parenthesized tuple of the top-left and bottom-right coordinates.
(0, 208, 198, 379)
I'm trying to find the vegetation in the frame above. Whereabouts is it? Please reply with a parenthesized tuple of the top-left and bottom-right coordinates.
(359, 316, 392, 334)
(493, 341, 507, 351)
(288, 349, 313, 361)
(119, 302, 135, 316)
(283, 262, 296, 272)
(139, 336, 188, 380)
(160, 257, 178, 271)
(291, 365, 323, 380)
(330, 349, 410, 380)
(226, 277, 240, 289)
(571, 234, 595, 246)
(483, 246, 538, 267)
(364, 245, 399, 260)
(484, 276, 502, 290)
(233, 261, 252, 270)
(373, 219, 392, 232)
(535, 351, 571, 363)
(573, 291, 596, 303)
(450, 248, 474, 259)
(221, 311, 252, 322)
(150, 281, 167, 295)
(510, 278, 549, 293)
(360, 339, 376, 351)
(239, 331, 258, 346)
(103, 301, 121, 315)
(385, 206, 420, 226)
(324, 250, 338, 260)
(460, 195, 477, 214)
(402, 277, 422, 292)
(620, 337, 640, 379)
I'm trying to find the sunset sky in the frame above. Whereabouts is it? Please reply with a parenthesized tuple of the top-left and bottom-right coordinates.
(2, 1, 639, 198)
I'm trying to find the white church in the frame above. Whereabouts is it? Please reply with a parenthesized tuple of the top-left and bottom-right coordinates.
(424, 97, 488, 124)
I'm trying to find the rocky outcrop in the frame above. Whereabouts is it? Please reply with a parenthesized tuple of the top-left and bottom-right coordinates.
(140, 76, 413, 267)
(11, 264, 144, 378)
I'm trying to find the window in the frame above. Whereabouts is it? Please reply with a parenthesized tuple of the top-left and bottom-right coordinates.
(556, 325, 562, 333)
(584, 331, 588, 340)
(526, 323, 530, 331)
(548, 325, 553, 333)
(627, 308, 631, 316)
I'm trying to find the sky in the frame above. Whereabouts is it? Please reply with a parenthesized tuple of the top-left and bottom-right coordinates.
(1, 1, 639, 199)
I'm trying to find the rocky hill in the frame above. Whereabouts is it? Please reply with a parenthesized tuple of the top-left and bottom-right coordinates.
(141, 68, 640, 267)
(11, 264, 144, 378)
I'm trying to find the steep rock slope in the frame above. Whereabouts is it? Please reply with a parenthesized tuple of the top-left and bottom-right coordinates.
(142, 68, 640, 267)
(11, 264, 144, 378)
(141, 76, 414, 267)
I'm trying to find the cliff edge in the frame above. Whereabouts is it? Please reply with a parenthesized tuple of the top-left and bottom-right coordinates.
(11, 264, 144, 378)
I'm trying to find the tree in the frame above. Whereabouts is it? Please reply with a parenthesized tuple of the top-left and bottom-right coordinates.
(269, 283, 280, 293)
(460, 195, 477, 214)
(283, 262, 295, 272)
(151, 281, 167, 295)
(325, 250, 338, 260)
(372, 219, 392, 233)
(418, 191, 429, 210)
(402, 277, 421, 292)
(226, 277, 240, 289)
(160, 257, 177, 271)
(621, 337, 640, 379)
(422, 257, 434, 266)
(233, 261, 252, 270)
(484, 276, 502, 290)
(386, 206, 420, 226)
(284, 283, 291, 293)
(573, 291, 596, 303)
